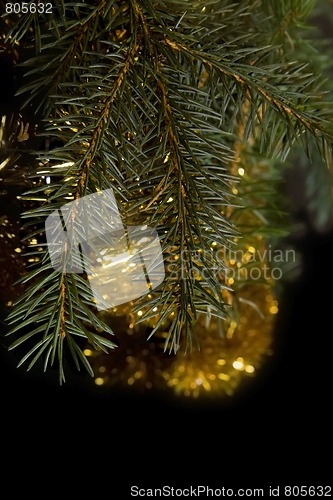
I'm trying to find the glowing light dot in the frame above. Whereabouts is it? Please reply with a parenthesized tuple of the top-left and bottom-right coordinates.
(167, 197, 173, 203)
(227, 329, 234, 339)
(163, 153, 170, 163)
(228, 277, 234, 285)
(203, 380, 211, 391)
(153, 307, 158, 312)
(229, 259, 236, 265)
(195, 378, 203, 386)
(218, 373, 230, 381)
(232, 188, 238, 195)
(137, 310, 143, 316)
(238, 167, 245, 176)
(217, 359, 226, 366)
(31, 238, 38, 245)
(95, 378, 104, 386)
(245, 365, 255, 373)
(233, 358, 245, 370)
(269, 305, 279, 314)
(14, 247, 22, 253)
(83, 349, 93, 356)
(248, 246, 255, 253)
(243, 253, 252, 263)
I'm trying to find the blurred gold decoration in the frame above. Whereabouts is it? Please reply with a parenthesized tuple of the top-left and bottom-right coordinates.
(86, 315, 174, 392)
(0, 215, 26, 305)
(164, 284, 276, 398)
(88, 277, 276, 398)
(17, 121, 29, 142)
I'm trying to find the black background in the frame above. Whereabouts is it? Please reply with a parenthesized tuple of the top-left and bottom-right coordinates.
(1, 224, 331, 489)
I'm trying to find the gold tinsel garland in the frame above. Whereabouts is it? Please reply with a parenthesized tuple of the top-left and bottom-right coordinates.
(85, 234, 279, 399)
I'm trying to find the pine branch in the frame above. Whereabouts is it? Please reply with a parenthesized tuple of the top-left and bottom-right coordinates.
(3, 0, 333, 381)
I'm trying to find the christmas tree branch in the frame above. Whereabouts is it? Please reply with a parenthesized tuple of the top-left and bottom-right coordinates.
(3, 0, 333, 381)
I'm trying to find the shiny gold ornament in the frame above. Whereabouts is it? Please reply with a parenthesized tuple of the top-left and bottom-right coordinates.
(164, 284, 276, 398)
(87, 281, 276, 398)
(87, 312, 174, 392)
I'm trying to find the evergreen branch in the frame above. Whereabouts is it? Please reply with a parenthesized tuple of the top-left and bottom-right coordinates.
(75, 42, 140, 197)
(163, 37, 332, 143)
(126, 59, 236, 351)
(3, 0, 333, 381)
(6, 257, 116, 382)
